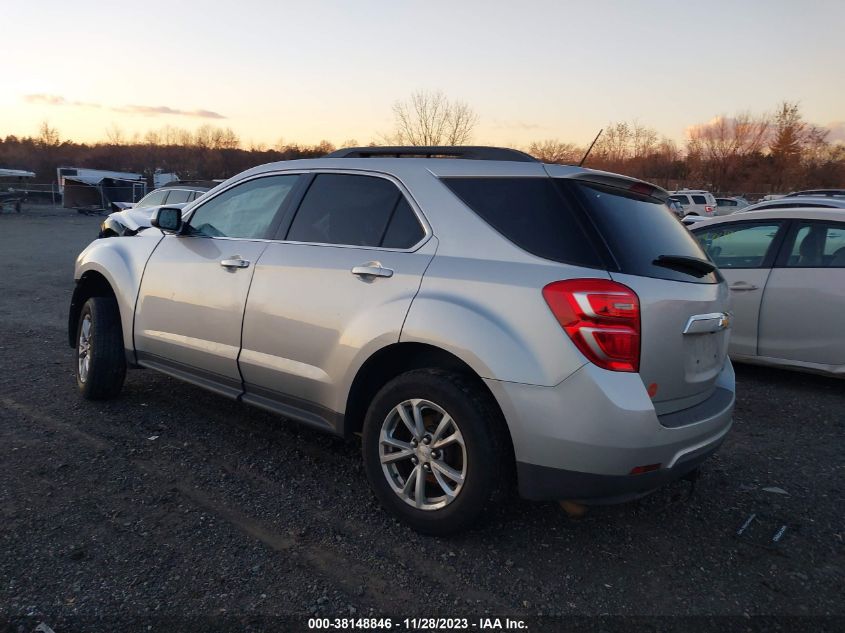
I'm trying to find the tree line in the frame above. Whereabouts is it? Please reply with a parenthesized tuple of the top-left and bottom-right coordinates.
(2, 94, 842, 195)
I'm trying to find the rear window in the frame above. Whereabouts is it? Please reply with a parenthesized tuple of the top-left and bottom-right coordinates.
(441, 177, 602, 267)
(567, 181, 718, 283)
(164, 189, 192, 204)
(692, 195, 707, 204)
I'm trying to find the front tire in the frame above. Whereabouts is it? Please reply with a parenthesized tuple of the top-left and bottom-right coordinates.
(76, 296, 126, 400)
(362, 369, 508, 535)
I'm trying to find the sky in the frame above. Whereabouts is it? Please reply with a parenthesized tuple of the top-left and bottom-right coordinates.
(2, 0, 843, 148)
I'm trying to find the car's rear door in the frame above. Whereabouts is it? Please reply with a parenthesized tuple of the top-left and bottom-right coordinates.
(133, 174, 301, 395)
(692, 220, 788, 357)
(758, 219, 845, 366)
(238, 172, 436, 430)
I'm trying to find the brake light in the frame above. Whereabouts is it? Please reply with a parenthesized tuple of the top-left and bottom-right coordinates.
(705, 205, 714, 214)
(542, 279, 640, 372)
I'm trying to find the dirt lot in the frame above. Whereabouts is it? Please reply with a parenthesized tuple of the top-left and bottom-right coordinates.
(1, 206, 843, 631)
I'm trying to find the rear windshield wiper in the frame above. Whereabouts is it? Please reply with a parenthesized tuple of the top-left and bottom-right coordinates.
(652, 254, 716, 278)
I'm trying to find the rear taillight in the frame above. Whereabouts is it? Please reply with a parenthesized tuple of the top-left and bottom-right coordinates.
(705, 205, 714, 214)
(542, 279, 641, 372)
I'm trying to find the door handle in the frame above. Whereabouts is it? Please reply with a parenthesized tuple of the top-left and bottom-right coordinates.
(351, 262, 393, 278)
(729, 281, 758, 292)
(220, 257, 250, 269)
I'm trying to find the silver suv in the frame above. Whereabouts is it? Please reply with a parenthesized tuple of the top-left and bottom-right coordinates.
(69, 146, 735, 534)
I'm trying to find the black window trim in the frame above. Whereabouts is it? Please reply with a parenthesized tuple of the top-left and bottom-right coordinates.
(274, 169, 432, 252)
(692, 219, 790, 270)
(181, 172, 307, 242)
(773, 218, 845, 269)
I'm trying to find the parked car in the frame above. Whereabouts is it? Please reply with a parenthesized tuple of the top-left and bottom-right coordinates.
(101, 182, 216, 237)
(666, 198, 685, 217)
(691, 208, 845, 377)
(683, 196, 845, 227)
(715, 197, 748, 215)
(784, 189, 845, 198)
(669, 190, 718, 217)
(70, 146, 735, 534)
(732, 196, 845, 214)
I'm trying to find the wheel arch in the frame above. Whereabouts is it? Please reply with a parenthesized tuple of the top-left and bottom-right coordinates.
(68, 270, 120, 348)
(344, 343, 514, 461)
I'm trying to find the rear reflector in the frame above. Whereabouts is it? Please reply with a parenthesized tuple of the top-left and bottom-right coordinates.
(630, 463, 661, 475)
(542, 279, 641, 372)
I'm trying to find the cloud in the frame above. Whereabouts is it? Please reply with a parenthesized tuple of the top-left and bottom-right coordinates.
(116, 105, 225, 119)
(24, 93, 67, 106)
(490, 119, 546, 131)
(23, 94, 224, 119)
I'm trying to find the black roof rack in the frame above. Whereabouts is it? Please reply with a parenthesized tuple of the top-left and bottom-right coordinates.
(326, 146, 539, 163)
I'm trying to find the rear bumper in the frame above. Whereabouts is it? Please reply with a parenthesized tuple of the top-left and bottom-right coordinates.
(485, 360, 735, 502)
(516, 431, 725, 503)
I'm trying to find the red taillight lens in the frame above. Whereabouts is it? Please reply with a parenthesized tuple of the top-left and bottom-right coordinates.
(542, 279, 641, 372)
(705, 205, 714, 214)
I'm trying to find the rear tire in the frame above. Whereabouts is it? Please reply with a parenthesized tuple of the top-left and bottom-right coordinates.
(76, 296, 126, 400)
(362, 369, 508, 535)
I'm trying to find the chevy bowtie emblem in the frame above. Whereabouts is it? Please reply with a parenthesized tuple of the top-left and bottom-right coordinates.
(682, 312, 732, 335)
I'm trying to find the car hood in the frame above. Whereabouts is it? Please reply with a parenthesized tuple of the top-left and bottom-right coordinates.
(108, 203, 188, 232)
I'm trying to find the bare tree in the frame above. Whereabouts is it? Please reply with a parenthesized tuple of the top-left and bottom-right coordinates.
(527, 139, 583, 164)
(390, 90, 479, 146)
(105, 123, 126, 145)
(769, 101, 829, 189)
(36, 120, 60, 148)
(686, 112, 770, 191)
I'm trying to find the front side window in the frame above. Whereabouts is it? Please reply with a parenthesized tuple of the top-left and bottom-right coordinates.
(693, 222, 783, 268)
(287, 174, 423, 248)
(187, 175, 298, 239)
(786, 222, 845, 267)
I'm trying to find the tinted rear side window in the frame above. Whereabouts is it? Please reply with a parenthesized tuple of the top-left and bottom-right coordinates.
(381, 197, 425, 248)
(568, 181, 718, 283)
(692, 195, 707, 204)
(287, 174, 405, 247)
(164, 189, 192, 204)
(442, 177, 601, 267)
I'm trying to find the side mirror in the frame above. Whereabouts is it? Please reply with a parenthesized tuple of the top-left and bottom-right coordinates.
(151, 207, 183, 233)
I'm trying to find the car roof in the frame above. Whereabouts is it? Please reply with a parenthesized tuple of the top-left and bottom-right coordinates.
(742, 196, 845, 211)
(689, 207, 845, 227)
(785, 189, 845, 197)
(157, 181, 215, 191)
(236, 156, 668, 188)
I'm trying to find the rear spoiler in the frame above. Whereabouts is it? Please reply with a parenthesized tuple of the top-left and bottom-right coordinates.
(554, 168, 669, 202)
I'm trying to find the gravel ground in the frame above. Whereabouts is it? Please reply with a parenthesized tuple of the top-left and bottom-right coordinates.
(0, 206, 843, 631)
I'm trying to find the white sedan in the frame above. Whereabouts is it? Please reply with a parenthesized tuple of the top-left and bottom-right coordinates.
(691, 207, 845, 377)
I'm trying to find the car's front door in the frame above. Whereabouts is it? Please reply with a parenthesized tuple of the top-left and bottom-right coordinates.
(239, 172, 436, 430)
(694, 220, 787, 357)
(758, 219, 845, 366)
(134, 174, 301, 395)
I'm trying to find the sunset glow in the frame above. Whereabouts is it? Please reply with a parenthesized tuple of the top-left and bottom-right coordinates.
(2, 0, 843, 147)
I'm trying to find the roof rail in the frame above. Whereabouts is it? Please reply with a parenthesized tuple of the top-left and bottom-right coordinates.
(326, 146, 539, 163)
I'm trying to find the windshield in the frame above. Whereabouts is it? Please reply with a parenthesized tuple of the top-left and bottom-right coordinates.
(565, 181, 718, 284)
